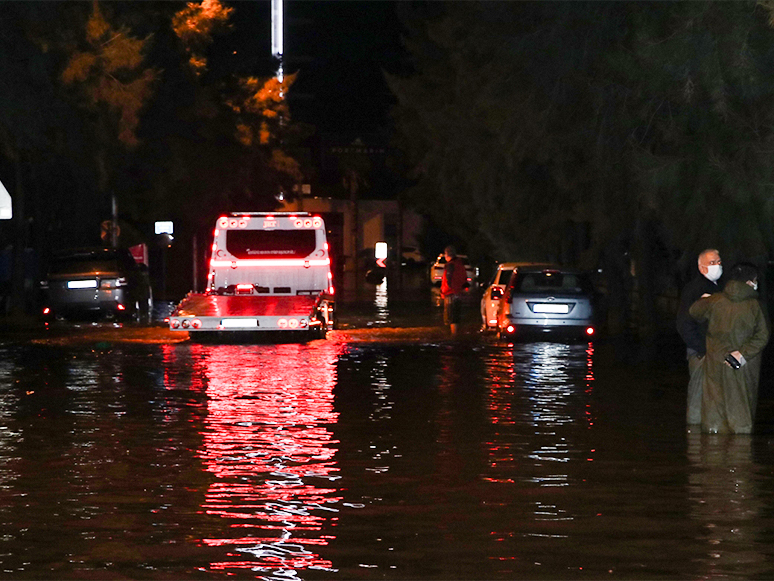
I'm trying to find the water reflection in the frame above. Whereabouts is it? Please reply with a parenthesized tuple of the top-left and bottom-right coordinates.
(169, 342, 344, 578)
(374, 279, 389, 324)
(482, 341, 596, 558)
(688, 433, 766, 578)
(484, 342, 595, 482)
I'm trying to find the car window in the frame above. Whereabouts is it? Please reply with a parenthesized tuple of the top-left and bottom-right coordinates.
(49, 249, 140, 276)
(226, 229, 317, 259)
(512, 272, 592, 294)
(495, 268, 513, 285)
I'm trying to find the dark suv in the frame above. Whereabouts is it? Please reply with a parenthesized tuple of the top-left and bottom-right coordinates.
(41, 247, 153, 322)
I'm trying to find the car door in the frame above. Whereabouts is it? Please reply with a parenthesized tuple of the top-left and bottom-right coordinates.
(483, 266, 514, 328)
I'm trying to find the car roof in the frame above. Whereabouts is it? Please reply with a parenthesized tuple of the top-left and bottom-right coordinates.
(52, 247, 132, 259)
(496, 261, 535, 269)
(511, 263, 587, 274)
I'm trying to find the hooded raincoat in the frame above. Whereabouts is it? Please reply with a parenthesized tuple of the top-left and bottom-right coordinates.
(689, 280, 769, 434)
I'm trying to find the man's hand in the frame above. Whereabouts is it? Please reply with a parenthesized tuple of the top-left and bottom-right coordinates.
(724, 350, 745, 368)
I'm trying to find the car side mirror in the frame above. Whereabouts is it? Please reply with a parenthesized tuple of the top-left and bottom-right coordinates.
(491, 287, 503, 300)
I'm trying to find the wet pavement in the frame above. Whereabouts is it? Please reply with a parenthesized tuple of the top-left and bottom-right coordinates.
(1, 273, 774, 579)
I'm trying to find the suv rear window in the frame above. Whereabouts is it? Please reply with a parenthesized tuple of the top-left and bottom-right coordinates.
(511, 272, 592, 294)
(49, 250, 136, 275)
(225, 229, 317, 259)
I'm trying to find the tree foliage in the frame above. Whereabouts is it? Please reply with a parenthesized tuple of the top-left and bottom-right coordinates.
(389, 1, 774, 332)
(0, 1, 306, 250)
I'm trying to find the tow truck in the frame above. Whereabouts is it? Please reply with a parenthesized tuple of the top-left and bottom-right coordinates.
(168, 212, 335, 341)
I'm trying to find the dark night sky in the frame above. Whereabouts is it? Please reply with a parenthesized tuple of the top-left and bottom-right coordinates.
(211, 1, 408, 135)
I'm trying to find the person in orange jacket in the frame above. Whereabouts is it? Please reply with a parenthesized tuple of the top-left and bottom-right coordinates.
(441, 245, 468, 335)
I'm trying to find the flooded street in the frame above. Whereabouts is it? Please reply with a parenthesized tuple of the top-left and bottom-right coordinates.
(1, 278, 774, 579)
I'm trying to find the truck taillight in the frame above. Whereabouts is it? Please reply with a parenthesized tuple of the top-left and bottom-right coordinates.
(294, 216, 323, 229)
(171, 319, 181, 329)
(192, 319, 202, 329)
(218, 217, 249, 229)
(236, 284, 253, 294)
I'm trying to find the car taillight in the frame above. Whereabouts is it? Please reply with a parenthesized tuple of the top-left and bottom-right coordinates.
(585, 327, 595, 336)
(116, 303, 126, 311)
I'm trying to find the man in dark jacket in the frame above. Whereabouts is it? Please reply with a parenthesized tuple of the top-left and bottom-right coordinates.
(676, 248, 723, 426)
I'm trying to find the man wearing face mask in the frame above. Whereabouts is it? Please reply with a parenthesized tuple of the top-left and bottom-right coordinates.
(676, 248, 724, 427)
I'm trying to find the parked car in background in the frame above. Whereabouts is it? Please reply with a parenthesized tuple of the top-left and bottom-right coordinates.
(400, 246, 426, 267)
(429, 253, 479, 289)
(40, 247, 153, 323)
(496, 264, 596, 341)
(480, 262, 522, 331)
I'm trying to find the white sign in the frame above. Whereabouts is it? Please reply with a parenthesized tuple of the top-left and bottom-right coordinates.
(155, 221, 174, 235)
(0, 178, 12, 219)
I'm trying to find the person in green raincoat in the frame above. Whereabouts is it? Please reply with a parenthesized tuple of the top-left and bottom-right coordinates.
(689, 263, 769, 434)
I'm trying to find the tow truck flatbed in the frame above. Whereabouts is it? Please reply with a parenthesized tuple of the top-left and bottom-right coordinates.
(174, 294, 319, 318)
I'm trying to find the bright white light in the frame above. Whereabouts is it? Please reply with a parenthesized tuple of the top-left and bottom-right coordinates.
(532, 303, 570, 314)
(67, 280, 97, 289)
(375, 242, 388, 260)
(220, 319, 259, 328)
(155, 221, 174, 235)
(271, 0, 283, 57)
(0, 179, 11, 220)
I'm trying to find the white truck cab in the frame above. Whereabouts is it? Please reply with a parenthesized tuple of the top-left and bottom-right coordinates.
(208, 213, 334, 297)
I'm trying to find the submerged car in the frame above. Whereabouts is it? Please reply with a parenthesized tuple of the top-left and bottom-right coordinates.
(496, 264, 596, 340)
(429, 253, 479, 289)
(40, 247, 153, 322)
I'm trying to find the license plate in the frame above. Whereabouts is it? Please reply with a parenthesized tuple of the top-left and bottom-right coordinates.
(67, 280, 97, 289)
(532, 303, 569, 314)
(220, 318, 259, 328)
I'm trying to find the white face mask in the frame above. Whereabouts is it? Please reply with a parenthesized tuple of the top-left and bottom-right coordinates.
(705, 264, 722, 282)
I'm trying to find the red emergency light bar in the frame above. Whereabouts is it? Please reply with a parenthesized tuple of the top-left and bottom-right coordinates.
(216, 215, 323, 230)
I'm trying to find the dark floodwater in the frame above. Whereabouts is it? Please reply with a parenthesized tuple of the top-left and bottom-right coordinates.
(2, 281, 774, 579)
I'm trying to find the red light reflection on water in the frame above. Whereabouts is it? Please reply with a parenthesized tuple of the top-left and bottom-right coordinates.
(165, 342, 343, 577)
